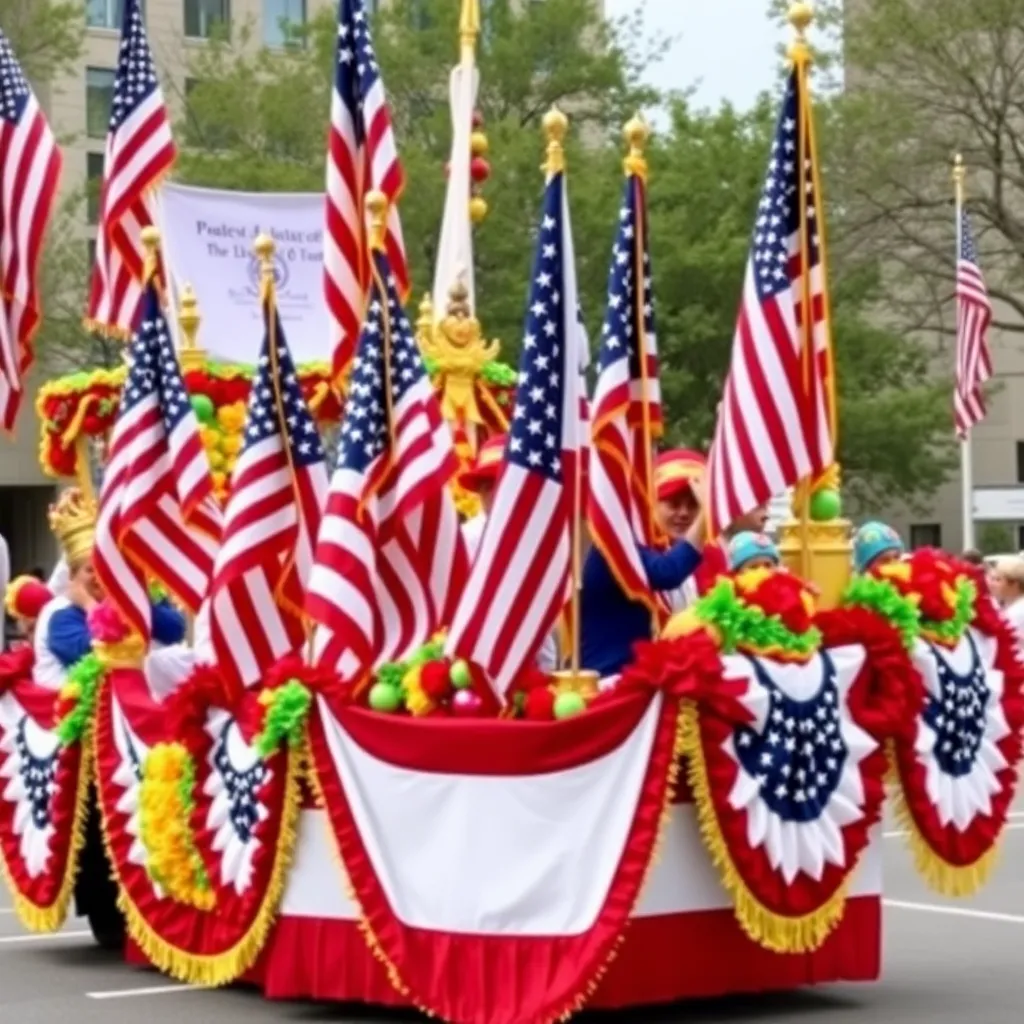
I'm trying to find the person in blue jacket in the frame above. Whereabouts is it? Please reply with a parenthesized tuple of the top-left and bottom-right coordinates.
(37, 488, 186, 683)
(581, 451, 707, 677)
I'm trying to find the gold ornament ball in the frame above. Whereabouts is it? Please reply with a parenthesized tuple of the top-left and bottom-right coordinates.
(470, 130, 489, 157)
(469, 195, 488, 223)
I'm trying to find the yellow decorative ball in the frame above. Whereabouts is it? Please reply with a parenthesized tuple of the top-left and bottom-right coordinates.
(470, 130, 489, 156)
(469, 196, 488, 223)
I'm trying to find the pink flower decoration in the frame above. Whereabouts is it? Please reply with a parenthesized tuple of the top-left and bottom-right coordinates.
(88, 601, 130, 644)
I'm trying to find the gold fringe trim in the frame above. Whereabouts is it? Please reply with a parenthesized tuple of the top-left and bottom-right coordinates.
(679, 700, 850, 954)
(886, 743, 999, 897)
(0, 720, 94, 933)
(93, 681, 305, 986)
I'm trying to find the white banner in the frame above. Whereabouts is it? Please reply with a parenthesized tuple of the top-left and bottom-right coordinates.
(159, 183, 329, 366)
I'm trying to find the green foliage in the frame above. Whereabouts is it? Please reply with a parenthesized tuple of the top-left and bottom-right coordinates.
(173, 0, 951, 507)
(0, 0, 83, 82)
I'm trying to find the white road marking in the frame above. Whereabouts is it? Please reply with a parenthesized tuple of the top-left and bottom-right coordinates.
(884, 899, 1024, 924)
(87, 984, 200, 1000)
(0, 929, 91, 945)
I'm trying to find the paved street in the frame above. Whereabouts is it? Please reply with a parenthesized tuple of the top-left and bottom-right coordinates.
(2, 800, 1023, 1024)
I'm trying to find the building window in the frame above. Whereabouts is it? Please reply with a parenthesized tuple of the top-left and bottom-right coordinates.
(185, 0, 230, 39)
(86, 0, 124, 29)
(909, 523, 942, 550)
(86, 153, 105, 225)
(85, 68, 115, 139)
(263, 0, 306, 46)
(1017, 441, 1024, 483)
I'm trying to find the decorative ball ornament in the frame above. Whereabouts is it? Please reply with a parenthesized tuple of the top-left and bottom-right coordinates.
(368, 683, 402, 713)
(470, 130, 489, 156)
(809, 488, 842, 522)
(472, 109, 484, 129)
(553, 691, 586, 720)
(190, 393, 215, 424)
(469, 196, 489, 224)
(450, 659, 472, 689)
(470, 156, 491, 183)
(452, 689, 484, 717)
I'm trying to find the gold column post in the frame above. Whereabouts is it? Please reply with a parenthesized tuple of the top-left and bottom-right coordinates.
(774, 0, 852, 610)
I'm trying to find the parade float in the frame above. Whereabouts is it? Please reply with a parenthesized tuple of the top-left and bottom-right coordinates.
(0, 3, 1023, 1024)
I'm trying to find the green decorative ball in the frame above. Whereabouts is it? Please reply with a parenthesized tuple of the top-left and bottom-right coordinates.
(809, 488, 842, 522)
(450, 659, 472, 690)
(190, 393, 216, 424)
(368, 682, 402, 713)
(553, 691, 586, 720)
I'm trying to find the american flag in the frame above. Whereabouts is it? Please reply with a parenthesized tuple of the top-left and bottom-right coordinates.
(587, 170, 664, 617)
(94, 278, 221, 641)
(85, 0, 175, 337)
(954, 206, 992, 439)
(306, 245, 466, 682)
(324, 0, 408, 380)
(209, 295, 328, 693)
(706, 69, 833, 538)
(445, 166, 589, 701)
(0, 32, 61, 431)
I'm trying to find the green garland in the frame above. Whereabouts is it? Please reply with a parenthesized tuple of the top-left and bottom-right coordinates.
(56, 653, 104, 747)
(422, 355, 516, 391)
(694, 580, 821, 657)
(254, 680, 312, 759)
(921, 577, 976, 646)
(842, 575, 921, 651)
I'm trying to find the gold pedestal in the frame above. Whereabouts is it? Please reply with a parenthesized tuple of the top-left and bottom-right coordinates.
(777, 518, 852, 611)
(552, 669, 600, 702)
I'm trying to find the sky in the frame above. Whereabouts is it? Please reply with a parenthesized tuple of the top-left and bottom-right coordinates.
(604, 0, 785, 111)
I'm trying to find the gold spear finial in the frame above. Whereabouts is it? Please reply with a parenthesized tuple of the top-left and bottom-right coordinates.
(624, 113, 650, 180)
(366, 190, 388, 251)
(787, 1, 813, 63)
(459, 0, 480, 59)
(542, 106, 569, 176)
(254, 232, 275, 268)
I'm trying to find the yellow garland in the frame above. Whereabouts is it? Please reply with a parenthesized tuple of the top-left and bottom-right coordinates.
(138, 743, 216, 911)
(678, 700, 851, 953)
(0, 721, 94, 932)
(885, 744, 998, 896)
(305, 697, 686, 1023)
(94, 678, 306, 987)
(402, 664, 436, 717)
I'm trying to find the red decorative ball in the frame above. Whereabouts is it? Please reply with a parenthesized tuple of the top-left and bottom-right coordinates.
(470, 156, 490, 183)
(421, 660, 453, 702)
(524, 687, 556, 721)
(472, 109, 484, 128)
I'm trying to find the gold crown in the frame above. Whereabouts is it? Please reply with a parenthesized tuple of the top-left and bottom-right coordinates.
(48, 487, 97, 567)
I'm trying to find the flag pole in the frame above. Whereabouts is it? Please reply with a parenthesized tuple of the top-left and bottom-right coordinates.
(624, 114, 659, 544)
(789, 3, 814, 581)
(953, 153, 974, 551)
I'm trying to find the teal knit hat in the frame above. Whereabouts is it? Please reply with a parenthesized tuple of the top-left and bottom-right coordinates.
(853, 521, 904, 573)
(728, 531, 780, 572)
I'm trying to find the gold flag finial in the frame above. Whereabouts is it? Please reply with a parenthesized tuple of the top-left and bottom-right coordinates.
(787, 1, 813, 63)
(953, 152, 966, 186)
(177, 283, 207, 370)
(366, 190, 389, 250)
(542, 106, 568, 175)
(140, 225, 161, 281)
(624, 113, 650, 180)
(459, 0, 480, 58)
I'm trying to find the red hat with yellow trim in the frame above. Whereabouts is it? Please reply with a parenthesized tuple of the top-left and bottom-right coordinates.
(460, 434, 507, 494)
(5, 576, 53, 623)
(654, 449, 705, 501)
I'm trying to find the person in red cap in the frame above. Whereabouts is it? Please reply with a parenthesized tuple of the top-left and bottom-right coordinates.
(652, 449, 768, 604)
(4, 575, 54, 647)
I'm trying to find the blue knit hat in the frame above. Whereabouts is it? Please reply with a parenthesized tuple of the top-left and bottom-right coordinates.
(853, 521, 904, 574)
(728, 531, 780, 573)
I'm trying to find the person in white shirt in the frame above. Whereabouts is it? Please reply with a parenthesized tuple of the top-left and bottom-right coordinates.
(988, 555, 1024, 649)
(459, 434, 560, 673)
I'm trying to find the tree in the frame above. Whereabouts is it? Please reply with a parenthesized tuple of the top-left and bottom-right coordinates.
(770, 0, 1024, 341)
(646, 96, 955, 511)
(1, 0, 83, 83)
(177, 0, 951, 507)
